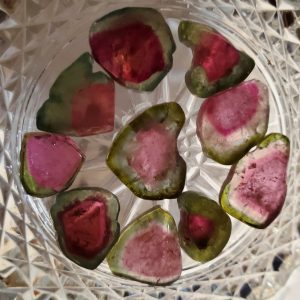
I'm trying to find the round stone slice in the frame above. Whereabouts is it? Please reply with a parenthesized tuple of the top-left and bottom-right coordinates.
(197, 79, 269, 165)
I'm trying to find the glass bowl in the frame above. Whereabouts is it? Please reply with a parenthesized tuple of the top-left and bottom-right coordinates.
(1, 0, 300, 299)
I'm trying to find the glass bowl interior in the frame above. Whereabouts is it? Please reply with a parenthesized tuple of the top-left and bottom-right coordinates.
(1, 0, 299, 299)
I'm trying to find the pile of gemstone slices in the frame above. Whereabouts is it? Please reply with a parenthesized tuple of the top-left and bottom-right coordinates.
(19, 7, 290, 285)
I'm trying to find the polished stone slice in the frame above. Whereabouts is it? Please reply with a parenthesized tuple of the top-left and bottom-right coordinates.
(51, 188, 120, 269)
(107, 206, 182, 284)
(36, 52, 115, 137)
(178, 191, 231, 262)
(197, 80, 269, 165)
(20, 132, 84, 197)
(106, 102, 186, 200)
(178, 20, 255, 97)
(89, 7, 175, 91)
(220, 133, 290, 228)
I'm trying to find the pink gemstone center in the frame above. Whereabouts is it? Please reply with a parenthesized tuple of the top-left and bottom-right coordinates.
(203, 81, 259, 136)
(60, 197, 109, 258)
(128, 124, 176, 184)
(193, 33, 240, 82)
(180, 211, 215, 249)
(71, 82, 115, 136)
(26, 135, 82, 191)
(237, 151, 288, 221)
(90, 22, 165, 83)
(122, 223, 181, 278)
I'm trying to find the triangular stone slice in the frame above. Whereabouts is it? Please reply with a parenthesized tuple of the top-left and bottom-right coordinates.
(107, 206, 182, 284)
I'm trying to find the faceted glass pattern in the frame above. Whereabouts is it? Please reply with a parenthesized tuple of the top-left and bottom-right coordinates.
(0, 0, 300, 299)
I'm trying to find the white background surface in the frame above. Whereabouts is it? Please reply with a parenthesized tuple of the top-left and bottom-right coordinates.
(271, 267, 300, 300)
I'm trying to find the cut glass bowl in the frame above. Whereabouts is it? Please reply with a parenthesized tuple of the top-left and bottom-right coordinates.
(0, 0, 300, 299)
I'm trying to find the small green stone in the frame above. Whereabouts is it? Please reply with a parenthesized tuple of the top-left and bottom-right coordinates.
(89, 7, 175, 91)
(178, 191, 231, 262)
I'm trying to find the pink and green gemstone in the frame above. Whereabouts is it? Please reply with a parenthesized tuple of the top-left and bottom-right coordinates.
(51, 188, 120, 269)
(89, 7, 175, 91)
(197, 80, 269, 165)
(106, 102, 186, 200)
(178, 20, 255, 97)
(36, 53, 115, 137)
(220, 133, 290, 228)
(107, 206, 182, 284)
(20, 133, 84, 197)
(178, 191, 231, 262)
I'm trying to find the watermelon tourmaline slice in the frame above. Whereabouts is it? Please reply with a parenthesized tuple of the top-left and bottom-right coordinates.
(106, 102, 186, 200)
(197, 80, 269, 165)
(220, 133, 290, 229)
(36, 52, 115, 137)
(107, 206, 182, 284)
(178, 191, 231, 262)
(178, 20, 255, 97)
(20, 133, 84, 198)
(51, 188, 120, 269)
(89, 7, 175, 91)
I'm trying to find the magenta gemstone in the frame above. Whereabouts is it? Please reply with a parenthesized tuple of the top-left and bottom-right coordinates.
(22, 133, 83, 193)
(90, 22, 165, 84)
(60, 197, 109, 258)
(193, 33, 240, 82)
